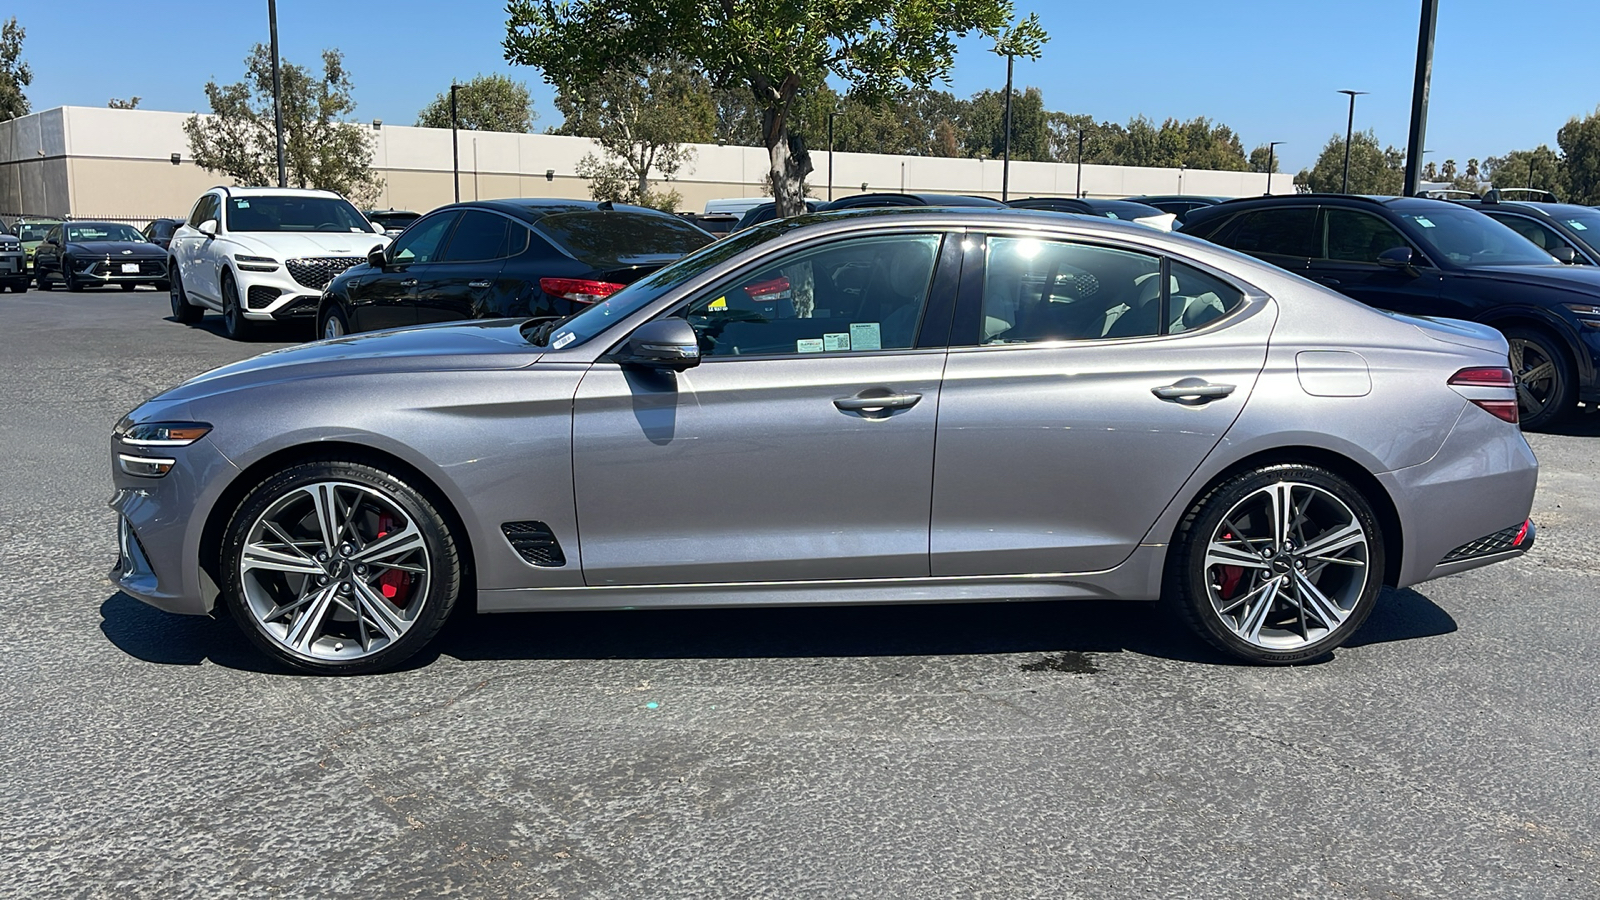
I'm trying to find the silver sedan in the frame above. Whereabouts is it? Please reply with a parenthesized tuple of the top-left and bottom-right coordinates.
(109, 208, 1538, 674)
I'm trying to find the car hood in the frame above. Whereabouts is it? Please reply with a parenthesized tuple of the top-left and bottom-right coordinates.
(1461, 263, 1600, 294)
(66, 241, 164, 256)
(226, 231, 390, 258)
(154, 320, 541, 404)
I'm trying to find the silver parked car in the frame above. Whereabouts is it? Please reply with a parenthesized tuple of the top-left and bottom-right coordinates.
(110, 209, 1538, 674)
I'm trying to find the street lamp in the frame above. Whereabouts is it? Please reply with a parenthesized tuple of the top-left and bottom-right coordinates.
(1001, 52, 1015, 202)
(450, 83, 461, 203)
(1264, 141, 1285, 195)
(827, 111, 841, 201)
(1338, 89, 1368, 194)
(267, 0, 286, 187)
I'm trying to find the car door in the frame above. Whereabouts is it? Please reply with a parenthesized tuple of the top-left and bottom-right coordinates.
(569, 230, 961, 586)
(1206, 205, 1316, 274)
(1305, 206, 1443, 316)
(930, 233, 1273, 576)
(411, 209, 513, 325)
(351, 210, 459, 332)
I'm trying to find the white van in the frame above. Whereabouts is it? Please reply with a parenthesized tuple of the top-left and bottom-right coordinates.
(703, 197, 769, 217)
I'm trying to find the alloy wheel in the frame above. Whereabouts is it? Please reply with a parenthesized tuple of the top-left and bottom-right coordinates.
(238, 480, 432, 663)
(1203, 481, 1370, 651)
(1508, 337, 1557, 423)
(323, 313, 346, 339)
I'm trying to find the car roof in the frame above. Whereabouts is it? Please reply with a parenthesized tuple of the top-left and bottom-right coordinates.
(63, 221, 141, 230)
(446, 198, 679, 224)
(1129, 195, 1226, 204)
(822, 192, 1007, 210)
(1456, 200, 1597, 218)
(216, 186, 344, 199)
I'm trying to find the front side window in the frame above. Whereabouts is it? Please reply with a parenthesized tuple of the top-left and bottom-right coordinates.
(225, 195, 373, 234)
(1321, 209, 1414, 263)
(1484, 213, 1571, 256)
(188, 195, 215, 228)
(982, 238, 1161, 343)
(1217, 207, 1316, 258)
(683, 233, 942, 357)
(440, 210, 513, 262)
(389, 212, 458, 265)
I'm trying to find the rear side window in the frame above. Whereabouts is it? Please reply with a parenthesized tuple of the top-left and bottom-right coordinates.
(1320, 209, 1414, 263)
(537, 212, 711, 264)
(982, 238, 1161, 343)
(1214, 207, 1316, 258)
(440, 210, 512, 262)
(1168, 261, 1244, 333)
(1484, 213, 1570, 255)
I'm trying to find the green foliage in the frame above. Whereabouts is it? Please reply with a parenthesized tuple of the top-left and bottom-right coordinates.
(1558, 108, 1600, 205)
(0, 16, 31, 122)
(1299, 130, 1404, 195)
(416, 74, 536, 133)
(505, 0, 1047, 216)
(108, 97, 141, 110)
(554, 62, 714, 211)
(1484, 146, 1566, 198)
(184, 45, 380, 205)
(962, 87, 1051, 161)
(1248, 144, 1281, 174)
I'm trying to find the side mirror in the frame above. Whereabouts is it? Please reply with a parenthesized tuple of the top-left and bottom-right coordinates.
(619, 318, 701, 371)
(1377, 246, 1414, 268)
(197, 219, 218, 238)
(371, 220, 386, 235)
(367, 245, 387, 269)
(1551, 246, 1577, 264)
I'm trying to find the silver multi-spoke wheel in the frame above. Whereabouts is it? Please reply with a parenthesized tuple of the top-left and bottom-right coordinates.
(323, 313, 346, 339)
(238, 480, 431, 663)
(1203, 480, 1370, 651)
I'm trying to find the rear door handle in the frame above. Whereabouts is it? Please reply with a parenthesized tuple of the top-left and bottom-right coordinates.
(400, 279, 417, 287)
(468, 280, 491, 289)
(1313, 277, 1341, 285)
(1152, 378, 1235, 403)
(834, 391, 922, 413)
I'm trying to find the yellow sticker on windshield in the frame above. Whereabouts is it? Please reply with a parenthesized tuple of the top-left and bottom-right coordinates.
(708, 296, 727, 309)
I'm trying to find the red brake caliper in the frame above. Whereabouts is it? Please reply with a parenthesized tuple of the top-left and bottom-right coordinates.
(373, 514, 413, 607)
(1216, 532, 1244, 599)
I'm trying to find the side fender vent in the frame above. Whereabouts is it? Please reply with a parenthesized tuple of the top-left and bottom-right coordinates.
(501, 521, 567, 567)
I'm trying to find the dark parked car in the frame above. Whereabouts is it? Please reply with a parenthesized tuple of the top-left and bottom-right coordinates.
(733, 199, 822, 231)
(1006, 197, 1175, 230)
(318, 199, 714, 338)
(140, 218, 185, 250)
(1127, 195, 1226, 223)
(678, 212, 741, 237)
(366, 209, 422, 237)
(12, 216, 62, 275)
(817, 192, 1007, 211)
(0, 227, 24, 291)
(1183, 193, 1600, 428)
(32, 221, 168, 292)
(1451, 193, 1600, 266)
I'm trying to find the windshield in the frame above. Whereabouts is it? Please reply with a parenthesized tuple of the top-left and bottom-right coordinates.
(67, 223, 146, 242)
(1559, 210, 1600, 241)
(226, 196, 373, 233)
(1398, 207, 1557, 267)
(536, 212, 713, 265)
(535, 225, 788, 349)
(17, 222, 59, 241)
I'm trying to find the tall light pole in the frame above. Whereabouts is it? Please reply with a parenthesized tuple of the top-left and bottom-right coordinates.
(1001, 52, 1014, 202)
(267, 0, 286, 188)
(1403, 0, 1439, 197)
(1338, 89, 1368, 194)
(1075, 128, 1086, 198)
(1265, 141, 1285, 195)
(450, 83, 461, 203)
(827, 111, 840, 201)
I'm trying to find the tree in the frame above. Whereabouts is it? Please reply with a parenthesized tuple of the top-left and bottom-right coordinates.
(1248, 143, 1280, 173)
(1421, 161, 1438, 181)
(554, 61, 714, 211)
(0, 16, 30, 122)
(505, 1, 1047, 217)
(1558, 108, 1600, 205)
(185, 45, 380, 204)
(1299, 130, 1404, 195)
(962, 86, 1050, 161)
(108, 97, 141, 109)
(416, 73, 536, 132)
(1484, 145, 1567, 197)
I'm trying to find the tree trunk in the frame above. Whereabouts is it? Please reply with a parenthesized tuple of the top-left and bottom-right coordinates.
(761, 93, 812, 218)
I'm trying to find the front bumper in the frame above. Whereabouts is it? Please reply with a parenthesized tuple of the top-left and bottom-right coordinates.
(75, 257, 168, 283)
(237, 257, 363, 321)
(0, 250, 24, 279)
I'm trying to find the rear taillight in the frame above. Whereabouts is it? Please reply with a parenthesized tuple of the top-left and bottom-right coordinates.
(1449, 366, 1518, 424)
(540, 277, 626, 304)
(744, 276, 792, 304)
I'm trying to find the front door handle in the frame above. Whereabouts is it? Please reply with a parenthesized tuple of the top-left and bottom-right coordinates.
(1314, 276, 1341, 286)
(468, 280, 491, 289)
(834, 390, 922, 413)
(400, 278, 417, 287)
(1152, 378, 1235, 403)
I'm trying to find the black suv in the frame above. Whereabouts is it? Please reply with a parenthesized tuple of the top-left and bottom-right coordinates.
(1451, 193, 1600, 267)
(1183, 194, 1600, 428)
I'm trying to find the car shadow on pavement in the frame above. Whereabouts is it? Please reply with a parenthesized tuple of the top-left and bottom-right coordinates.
(1539, 405, 1600, 437)
(98, 586, 1457, 674)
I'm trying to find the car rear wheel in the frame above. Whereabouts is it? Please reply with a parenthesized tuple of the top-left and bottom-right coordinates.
(36, 270, 52, 291)
(220, 459, 463, 675)
(169, 268, 202, 323)
(1169, 464, 1384, 664)
(1505, 328, 1573, 431)
(221, 272, 253, 340)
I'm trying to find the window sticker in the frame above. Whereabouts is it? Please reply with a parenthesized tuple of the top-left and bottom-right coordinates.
(848, 322, 882, 350)
(235, 200, 250, 208)
(552, 331, 575, 349)
(350, 227, 366, 233)
(1413, 216, 1436, 228)
(1567, 220, 1589, 231)
(708, 296, 728, 309)
(796, 338, 824, 353)
(823, 332, 851, 351)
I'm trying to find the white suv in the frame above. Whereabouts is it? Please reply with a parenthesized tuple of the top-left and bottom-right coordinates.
(168, 186, 391, 339)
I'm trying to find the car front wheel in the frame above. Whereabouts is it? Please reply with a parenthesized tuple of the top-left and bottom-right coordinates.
(1168, 464, 1384, 665)
(319, 305, 351, 340)
(169, 268, 202, 323)
(220, 459, 463, 674)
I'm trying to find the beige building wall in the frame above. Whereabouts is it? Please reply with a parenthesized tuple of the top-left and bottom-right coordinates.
(2, 106, 1292, 223)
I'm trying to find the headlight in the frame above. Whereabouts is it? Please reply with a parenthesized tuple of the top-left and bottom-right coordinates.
(235, 254, 280, 273)
(1563, 302, 1600, 329)
(115, 421, 212, 447)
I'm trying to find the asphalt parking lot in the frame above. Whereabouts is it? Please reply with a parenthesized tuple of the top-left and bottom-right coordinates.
(2, 286, 1598, 899)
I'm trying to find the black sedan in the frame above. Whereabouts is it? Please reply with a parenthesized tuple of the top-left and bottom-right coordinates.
(319, 200, 714, 338)
(1006, 196, 1176, 230)
(140, 218, 185, 250)
(32, 222, 169, 292)
(1452, 193, 1600, 266)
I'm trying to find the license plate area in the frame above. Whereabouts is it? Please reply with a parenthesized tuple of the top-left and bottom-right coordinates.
(121, 263, 141, 274)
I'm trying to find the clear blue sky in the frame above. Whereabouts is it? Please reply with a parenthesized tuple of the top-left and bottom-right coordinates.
(14, 0, 1599, 172)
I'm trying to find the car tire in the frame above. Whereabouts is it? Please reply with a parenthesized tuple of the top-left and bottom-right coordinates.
(36, 270, 52, 292)
(1167, 463, 1384, 665)
(319, 305, 351, 340)
(221, 272, 253, 340)
(219, 458, 463, 675)
(169, 268, 202, 323)
(64, 260, 82, 292)
(1505, 327, 1574, 431)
